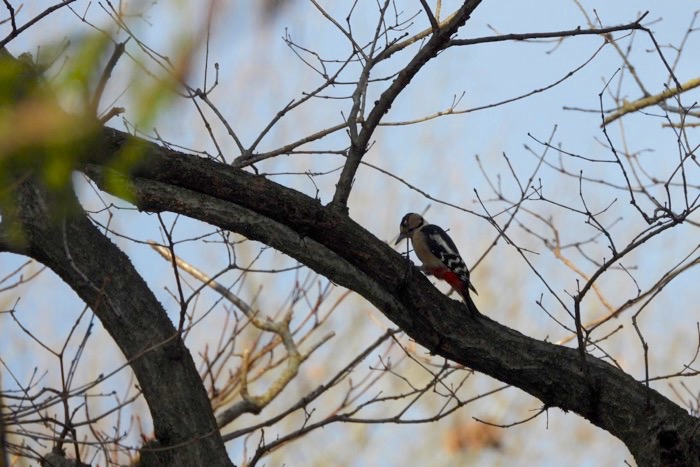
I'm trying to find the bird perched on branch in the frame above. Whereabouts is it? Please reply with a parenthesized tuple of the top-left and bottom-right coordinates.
(395, 213, 478, 305)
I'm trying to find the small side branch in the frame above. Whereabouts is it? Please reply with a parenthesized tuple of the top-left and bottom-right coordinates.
(0, 0, 78, 49)
(331, 1, 481, 211)
(447, 13, 648, 47)
(2, 0, 17, 34)
(148, 241, 333, 427)
(91, 39, 128, 117)
(603, 76, 700, 126)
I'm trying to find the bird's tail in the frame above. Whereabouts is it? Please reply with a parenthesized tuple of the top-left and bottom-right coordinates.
(456, 287, 479, 314)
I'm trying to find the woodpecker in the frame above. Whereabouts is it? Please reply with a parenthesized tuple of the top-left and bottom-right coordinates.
(395, 213, 478, 301)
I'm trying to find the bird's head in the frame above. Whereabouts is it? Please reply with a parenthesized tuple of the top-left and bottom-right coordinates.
(395, 213, 425, 245)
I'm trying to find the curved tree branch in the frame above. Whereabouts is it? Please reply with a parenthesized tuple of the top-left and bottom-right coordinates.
(85, 126, 700, 466)
(0, 176, 231, 467)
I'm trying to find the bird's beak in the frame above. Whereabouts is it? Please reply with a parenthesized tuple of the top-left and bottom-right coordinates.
(394, 232, 407, 246)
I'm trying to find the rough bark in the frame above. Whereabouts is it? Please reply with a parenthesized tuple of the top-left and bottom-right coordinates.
(82, 127, 700, 466)
(0, 176, 232, 467)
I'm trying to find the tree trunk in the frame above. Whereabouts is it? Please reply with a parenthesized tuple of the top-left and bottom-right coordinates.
(1, 176, 232, 467)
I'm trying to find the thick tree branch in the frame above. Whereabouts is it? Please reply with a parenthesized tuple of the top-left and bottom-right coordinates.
(86, 127, 700, 466)
(0, 176, 231, 467)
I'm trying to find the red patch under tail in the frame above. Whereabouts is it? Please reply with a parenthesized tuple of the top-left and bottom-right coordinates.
(429, 268, 468, 298)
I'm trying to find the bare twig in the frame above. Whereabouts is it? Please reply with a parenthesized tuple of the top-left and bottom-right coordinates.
(448, 13, 648, 47)
(2, 0, 17, 34)
(90, 39, 128, 116)
(148, 241, 334, 426)
(0, 0, 78, 49)
(331, 1, 481, 211)
(603, 76, 700, 125)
